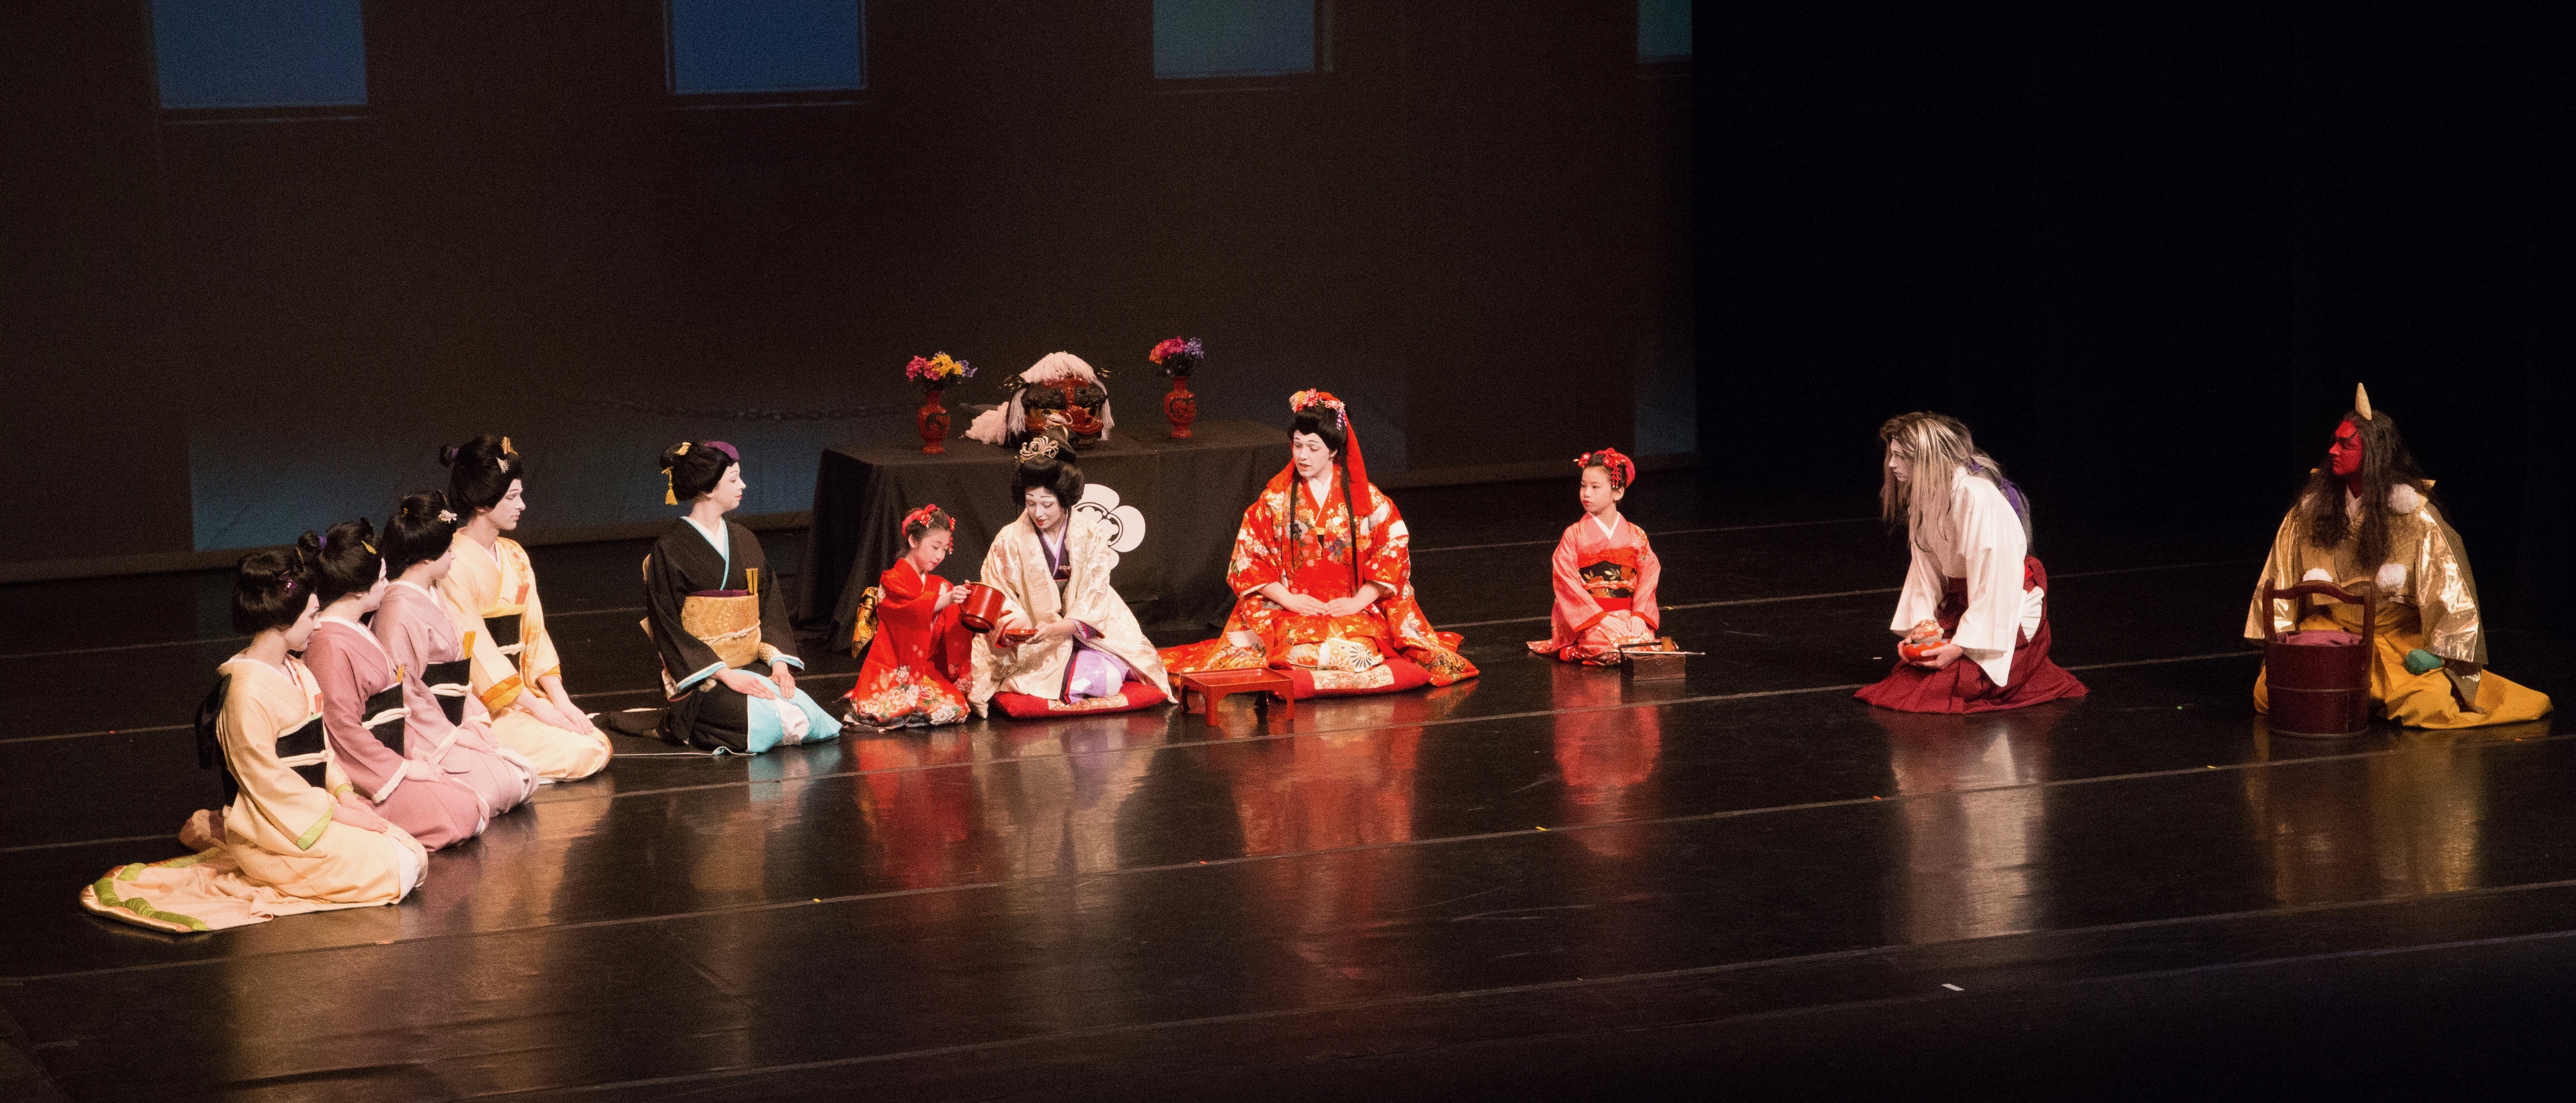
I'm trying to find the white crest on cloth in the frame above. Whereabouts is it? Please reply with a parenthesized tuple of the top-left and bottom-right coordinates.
(1076, 483, 1147, 553)
(2388, 483, 2424, 514)
(2377, 562, 2409, 590)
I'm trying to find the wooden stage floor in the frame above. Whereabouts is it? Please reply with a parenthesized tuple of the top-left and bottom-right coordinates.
(2, 474, 2571, 1100)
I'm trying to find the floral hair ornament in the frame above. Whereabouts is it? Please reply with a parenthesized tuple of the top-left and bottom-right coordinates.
(361, 540, 377, 555)
(901, 503, 950, 536)
(437, 509, 458, 523)
(1018, 435, 1063, 464)
(1288, 388, 1348, 431)
(1575, 447, 1637, 491)
(496, 436, 514, 472)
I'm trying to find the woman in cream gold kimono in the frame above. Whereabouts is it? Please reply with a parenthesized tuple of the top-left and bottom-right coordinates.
(970, 434, 1172, 717)
(645, 440, 842, 752)
(434, 435, 611, 780)
(79, 547, 425, 933)
(1161, 390, 1478, 698)
(2246, 386, 2551, 728)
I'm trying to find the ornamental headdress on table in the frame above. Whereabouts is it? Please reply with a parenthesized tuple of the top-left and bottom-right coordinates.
(1574, 447, 1637, 491)
(964, 352, 1114, 446)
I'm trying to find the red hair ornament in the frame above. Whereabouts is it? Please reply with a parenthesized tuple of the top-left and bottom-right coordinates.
(1575, 448, 1637, 491)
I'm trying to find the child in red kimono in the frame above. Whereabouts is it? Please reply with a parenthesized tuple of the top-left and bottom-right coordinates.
(845, 505, 976, 728)
(1530, 448, 1667, 664)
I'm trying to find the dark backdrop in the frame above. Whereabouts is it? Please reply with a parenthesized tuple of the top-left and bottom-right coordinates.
(1701, 2, 2574, 635)
(0, 0, 1695, 571)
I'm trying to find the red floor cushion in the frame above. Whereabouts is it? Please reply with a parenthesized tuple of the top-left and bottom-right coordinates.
(1285, 656, 1431, 699)
(988, 680, 1169, 719)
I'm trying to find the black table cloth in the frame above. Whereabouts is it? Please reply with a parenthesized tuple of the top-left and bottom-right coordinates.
(794, 419, 1289, 649)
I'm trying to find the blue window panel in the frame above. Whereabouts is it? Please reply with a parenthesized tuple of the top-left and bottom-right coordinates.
(1639, 0, 1692, 60)
(668, 0, 865, 94)
(151, 0, 368, 109)
(1154, 0, 1314, 79)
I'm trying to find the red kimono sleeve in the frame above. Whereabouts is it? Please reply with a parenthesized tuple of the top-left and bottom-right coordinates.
(1549, 527, 1609, 638)
(1633, 530, 1662, 631)
(1225, 494, 1286, 596)
(1356, 496, 1410, 599)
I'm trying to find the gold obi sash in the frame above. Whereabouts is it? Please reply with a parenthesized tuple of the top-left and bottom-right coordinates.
(684, 590, 763, 668)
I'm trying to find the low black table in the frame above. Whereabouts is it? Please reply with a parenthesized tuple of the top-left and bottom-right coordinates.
(794, 419, 1289, 650)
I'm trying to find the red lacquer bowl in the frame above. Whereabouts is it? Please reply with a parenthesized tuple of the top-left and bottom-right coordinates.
(957, 583, 1009, 633)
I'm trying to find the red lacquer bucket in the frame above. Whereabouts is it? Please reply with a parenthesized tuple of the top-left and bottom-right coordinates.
(957, 583, 1009, 633)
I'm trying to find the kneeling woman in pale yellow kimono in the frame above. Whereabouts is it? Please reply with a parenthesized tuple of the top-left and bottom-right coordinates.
(434, 435, 612, 779)
(2246, 386, 2552, 728)
(970, 434, 1172, 718)
(81, 548, 426, 933)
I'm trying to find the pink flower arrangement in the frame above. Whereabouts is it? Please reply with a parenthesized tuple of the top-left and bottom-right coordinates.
(1148, 336, 1204, 376)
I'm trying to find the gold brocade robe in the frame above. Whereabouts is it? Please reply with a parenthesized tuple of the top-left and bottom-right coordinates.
(969, 513, 1172, 713)
(79, 657, 425, 933)
(435, 533, 611, 779)
(2246, 484, 2552, 729)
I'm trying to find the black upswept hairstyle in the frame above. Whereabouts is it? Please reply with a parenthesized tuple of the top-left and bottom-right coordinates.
(233, 545, 317, 635)
(1288, 407, 1347, 460)
(660, 441, 736, 503)
(312, 519, 384, 605)
(1010, 434, 1085, 513)
(383, 491, 461, 578)
(442, 434, 522, 511)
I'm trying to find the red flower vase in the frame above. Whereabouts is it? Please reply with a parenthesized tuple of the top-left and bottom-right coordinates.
(917, 387, 950, 454)
(1163, 375, 1197, 439)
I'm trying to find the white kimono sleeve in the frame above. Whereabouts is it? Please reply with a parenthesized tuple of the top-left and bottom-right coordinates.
(1950, 478, 2030, 687)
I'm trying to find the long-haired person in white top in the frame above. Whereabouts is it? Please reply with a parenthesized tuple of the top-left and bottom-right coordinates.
(1856, 412, 2086, 713)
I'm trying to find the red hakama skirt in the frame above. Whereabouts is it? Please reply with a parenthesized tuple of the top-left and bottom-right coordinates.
(1855, 556, 2088, 714)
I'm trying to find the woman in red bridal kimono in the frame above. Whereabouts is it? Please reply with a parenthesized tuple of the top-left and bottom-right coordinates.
(845, 505, 976, 728)
(1530, 448, 1666, 664)
(1855, 412, 2086, 714)
(1161, 389, 1476, 697)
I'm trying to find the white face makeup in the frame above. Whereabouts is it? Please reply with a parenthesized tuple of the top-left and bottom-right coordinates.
(486, 480, 529, 531)
(707, 464, 747, 513)
(358, 561, 390, 614)
(1024, 487, 1063, 531)
(1290, 432, 1335, 481)
(283, 595, 322, 651)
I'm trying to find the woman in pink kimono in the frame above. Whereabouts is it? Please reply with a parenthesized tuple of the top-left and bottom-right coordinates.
(1530, 448, 1667, 664)
(303, 520, 489, 850)
(377, 491, 539, 813)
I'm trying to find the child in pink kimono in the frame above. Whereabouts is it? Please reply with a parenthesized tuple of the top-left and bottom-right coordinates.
(1530, 448, 1667, 665)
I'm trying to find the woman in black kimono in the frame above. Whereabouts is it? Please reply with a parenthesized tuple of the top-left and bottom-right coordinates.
(641, 440, 841, 753)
